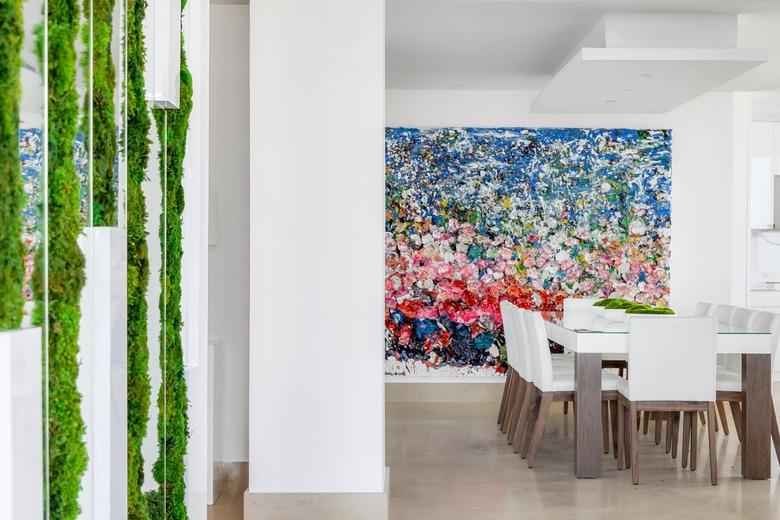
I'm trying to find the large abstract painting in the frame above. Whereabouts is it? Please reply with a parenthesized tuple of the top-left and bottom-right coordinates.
(385, 127, 672, 377)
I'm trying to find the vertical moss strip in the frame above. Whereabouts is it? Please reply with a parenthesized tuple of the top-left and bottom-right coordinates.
(82, 0, 118, 226)
(46, 0, 89, 516)
(127, 0, 152, 515)
(0, 0, 26, 330)
(148, 5, 193, 517)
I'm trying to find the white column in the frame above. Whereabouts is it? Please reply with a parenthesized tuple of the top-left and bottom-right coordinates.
(77, 227, 127, 519)
(0, 327, 43, 520)
(247, 0, 386, 517)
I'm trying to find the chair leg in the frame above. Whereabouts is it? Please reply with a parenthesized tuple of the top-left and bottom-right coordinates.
(665, 413, 673, 454)
(690, 412, 698, 471)
(624, 405, 632, 469)
(500, 372, 517, 432)
(682, 411, 691, 469)
(642, 411, 649, 434)
(527, 393, 553, 468)
(617, 400, 625, 470)
(630, 402, 639, 484)
(511, 383, 535, 453)
(699, 411, 706, 426)
(498, 370, 513, 424)
(728, 401, 744, 443)
(770, 397, 780, 466)
(602, 401, 610, 454)
(506, 381, 525, 444)
(520, 390, 542, 458)
(498, 375, 518, 433)
(563, 401, 569, 415)
(610, 399, 619, 458)
(716, 401, 729, 436)
(671, 412, 680, 459)
(654, 412, 663, 445)
(707, 402, 718, 485)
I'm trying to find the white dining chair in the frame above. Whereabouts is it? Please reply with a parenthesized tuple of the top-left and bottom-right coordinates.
(714, 304, 738, 324)
(693, 302, 713, 317)
(716, 310, 780, 463)
(616, 316, 719, 485)
(498, 301, 520, 430)
(708, 307, 760, 436)
(563, 297, 599, 329)
(731, 307, 757, 329)
(518, 311, 620, 468)
(503, 302, 535, 444)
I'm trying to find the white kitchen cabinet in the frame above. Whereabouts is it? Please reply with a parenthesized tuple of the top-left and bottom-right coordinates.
(750, 121, 780, 230)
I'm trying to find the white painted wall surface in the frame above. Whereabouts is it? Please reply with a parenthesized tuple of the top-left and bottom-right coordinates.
(386, 89, 739, 316)
(249, 0, 386, 493)
(208, 4, 249, 464)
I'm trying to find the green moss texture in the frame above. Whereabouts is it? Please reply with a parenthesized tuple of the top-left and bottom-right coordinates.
(45, 0, 89, 516)
(0, 0, 26, 330)
(127, 0, 153, 516)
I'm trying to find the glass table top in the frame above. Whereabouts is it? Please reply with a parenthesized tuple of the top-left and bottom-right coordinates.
(542, 312, 771, 335)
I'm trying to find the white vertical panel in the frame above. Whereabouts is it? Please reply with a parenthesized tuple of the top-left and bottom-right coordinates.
(183, 0, 209, 516)
(249, 0, 386, 494)
(0, 328, 43, 520)
(144, 0, 181, 108)
(77, 227, 127, 519)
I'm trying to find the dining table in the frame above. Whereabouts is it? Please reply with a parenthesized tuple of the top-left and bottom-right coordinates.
(543, 312, 774, 480)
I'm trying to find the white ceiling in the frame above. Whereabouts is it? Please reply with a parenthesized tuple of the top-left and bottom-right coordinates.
(387, 0, 780, 91)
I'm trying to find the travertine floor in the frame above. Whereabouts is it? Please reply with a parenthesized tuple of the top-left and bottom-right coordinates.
(209, 384, 780, 520)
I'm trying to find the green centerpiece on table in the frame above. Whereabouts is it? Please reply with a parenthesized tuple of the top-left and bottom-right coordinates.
(626, 304, 675, 315)
(604, 299, 635, 310)
(594, 298, 675, 315)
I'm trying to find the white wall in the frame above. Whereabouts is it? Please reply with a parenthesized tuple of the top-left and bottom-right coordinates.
(386, 89, 742, 315)
(249, 0, 386, 494)
(208, 4, 249, 464)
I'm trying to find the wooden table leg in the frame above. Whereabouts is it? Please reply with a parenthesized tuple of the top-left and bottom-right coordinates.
(741, 353, 772, 480)
(574, 352, 602, 478)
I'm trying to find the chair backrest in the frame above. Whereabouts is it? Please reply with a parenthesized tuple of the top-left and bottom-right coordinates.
(731, 307, 757, 329)
(524, 311, 554, 392)
(589, 317, 611, 332)
(509, 305, 532, 381)
(563, 297, 598, 329)
(693, 302, 712, 317)
(500, 300, 520, 371)
(627, 317, 717, 402)
(714, 304, 737, 324)
(751, 311, 780, 366)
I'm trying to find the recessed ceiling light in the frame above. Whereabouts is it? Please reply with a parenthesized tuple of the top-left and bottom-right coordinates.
(641, 73, 657, 78)
(451, 83, 469, 89)
(603, 99, 618, 104)
(620, 88, 636, 93)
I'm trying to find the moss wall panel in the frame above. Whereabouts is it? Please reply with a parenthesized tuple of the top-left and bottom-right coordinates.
(0, 0, 26, 330)
(44, 0, 89, 516)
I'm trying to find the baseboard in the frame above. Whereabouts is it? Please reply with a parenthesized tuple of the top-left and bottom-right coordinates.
(244, 468, 389, 520)
(385, 382, 504, 403)
(211, 461, 244, 505)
